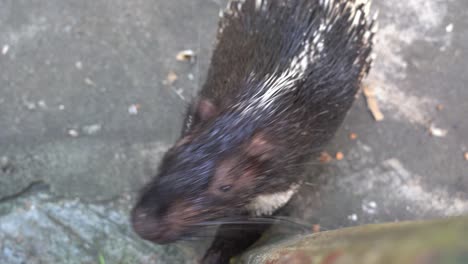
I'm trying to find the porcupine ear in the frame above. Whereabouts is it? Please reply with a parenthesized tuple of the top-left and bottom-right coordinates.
(179, 98, 218, 141)
(245, 132, 276, 162)
(195, 98, 218, 122)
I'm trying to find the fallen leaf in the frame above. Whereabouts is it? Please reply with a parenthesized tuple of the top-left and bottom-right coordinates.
(363, 85, 384, 121)
(319, 152, 333, 163)
(335, 152, 344, 161)
(429, 123, 448, 138)
(165, 71, 178, 85)
(176, 49, 196, 62)
(313, 224, 321, 233)
(349, 133, 358, 140)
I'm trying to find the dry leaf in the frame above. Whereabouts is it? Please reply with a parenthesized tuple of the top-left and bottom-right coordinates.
(363, 85, 384, 121)
(128, 104, 141, 115)
(335, 152, 344, 161)
(176, 49, 196, 62)
(312, 224, 321, 233)
(319, 152, 333, 163)
(429, 124, 448, 138)
(349, 133, 358, 140)
(166, 71, 178, 85)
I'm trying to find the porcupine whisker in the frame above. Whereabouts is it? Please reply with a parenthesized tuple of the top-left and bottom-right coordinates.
(280, 160, 327, 169)
(266, 162, 324, 173)
(192, 219, 275, 226)
(280, 156, 344, 172)
(272, 216, 314, 230)
(268, 216, 334, 233)
(188, 216, 316, 239)
(180, 234, 217, 240)
(179, 236, 203, 241)
(201, 219, 311, 236)
(194, 216, 309, 231)
(261, 216, 311, 232)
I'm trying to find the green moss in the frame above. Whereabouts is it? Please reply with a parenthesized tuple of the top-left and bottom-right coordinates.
(98, 253, 106, 264)
(241, 216, 468, 264)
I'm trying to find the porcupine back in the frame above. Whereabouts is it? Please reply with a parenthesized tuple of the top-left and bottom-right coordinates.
(195, 0, 377, 165)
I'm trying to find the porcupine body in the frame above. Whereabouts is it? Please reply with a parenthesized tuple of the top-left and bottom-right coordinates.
(131, 0, 377, 263)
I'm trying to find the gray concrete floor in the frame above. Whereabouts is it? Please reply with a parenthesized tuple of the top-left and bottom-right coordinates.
(0, 0, 467, 263)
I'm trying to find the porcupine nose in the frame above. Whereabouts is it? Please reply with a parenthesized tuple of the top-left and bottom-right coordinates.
(131, 207, 176, 244)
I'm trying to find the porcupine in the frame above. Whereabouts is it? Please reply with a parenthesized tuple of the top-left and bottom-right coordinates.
(131, 0, 377, 263)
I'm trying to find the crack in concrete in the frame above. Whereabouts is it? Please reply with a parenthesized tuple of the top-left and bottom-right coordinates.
(44, 211, 95, 256)
(0, 181, 47, 204)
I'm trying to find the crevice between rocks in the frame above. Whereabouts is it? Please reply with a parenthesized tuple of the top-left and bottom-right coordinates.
(0, 180, 48, 204)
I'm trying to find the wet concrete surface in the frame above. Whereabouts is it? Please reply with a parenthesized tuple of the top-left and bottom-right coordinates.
(0, 0, 467, 262)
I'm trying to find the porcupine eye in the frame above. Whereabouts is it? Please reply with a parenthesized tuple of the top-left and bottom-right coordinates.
(219, 185, 232, 192)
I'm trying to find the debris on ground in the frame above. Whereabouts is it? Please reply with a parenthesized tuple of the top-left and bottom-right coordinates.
(67, 129, 79, 137)
(84, 78, 96, 87)
(362, 201, 378, 215)
(176, 49, 196, 62)
(23, 98, 37, 110)
(37, 100, 47, 109)
(429, 123, 448, 138)
(335, 152, 344, 161)
(2, 44, 9, 55)
(163, 71, 178, 85)
(82, 124, 102, 135)
(312, 224, 321, 233)
(446, 23, 454, 33)
(349, 133, 358, 140)
(347, 214, 358, 222)
(363, 85, 384, 121)
(75, 61, 83, 70)
(319, 152, 333, 164)
(128, 104, 141, 115)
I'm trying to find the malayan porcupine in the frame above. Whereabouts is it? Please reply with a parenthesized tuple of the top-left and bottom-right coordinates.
(132, 0, 377, 262)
